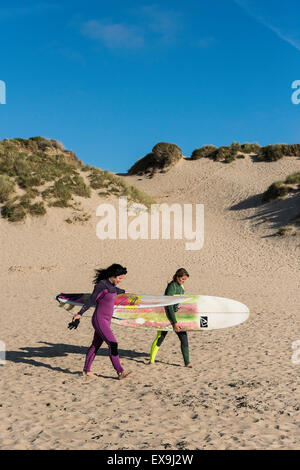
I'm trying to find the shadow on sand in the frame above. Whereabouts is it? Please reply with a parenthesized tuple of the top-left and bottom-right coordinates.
(5, 341, 150, 376)
(229, 191, 300, 235)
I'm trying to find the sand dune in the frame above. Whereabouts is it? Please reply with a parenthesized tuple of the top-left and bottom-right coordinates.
(0, 155, 299, 449)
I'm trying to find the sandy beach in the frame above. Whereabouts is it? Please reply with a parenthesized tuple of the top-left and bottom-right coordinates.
(0, 155, 299, 450)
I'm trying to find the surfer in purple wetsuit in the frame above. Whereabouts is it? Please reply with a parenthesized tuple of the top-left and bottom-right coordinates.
(72, 264, 132, 380)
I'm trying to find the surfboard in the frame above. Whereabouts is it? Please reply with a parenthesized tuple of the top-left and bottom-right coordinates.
(112, 295, 249, 331)
(57, 293, 249, 331)
(55, 292, 192, 309)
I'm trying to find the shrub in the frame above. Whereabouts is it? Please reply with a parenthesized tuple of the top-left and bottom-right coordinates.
(278, 144, 300, 157)
(285, 172, 300, 184)
(241, 143, 260, 154)
(29, 202, 47, 217)
(223, 154, 236, 164)
(213, 146, 234, 162)
(256, 143, 300, 161)
(28, 136, 52, 152)
(24, 188, 39, 199)
(89, 169, 108, 189)
(277, 225, 296, 237)
(82, 164, 91, 172)
(229, 142, 242, 153)
(88, 168, 155, 206)
(52, 179, 73, 201)
(262, 182, 290, 203)
(49, 198, 71, 208)
(65, 212, 91, 224)
(43, 174, 91, 204)
(190, 142, 241, 163)
(258, 145, 284, 161)
(70, 174, 91, 198)
(19, 194, 31, 209)
(17, 174, 42, 188)
(0, 175, 15, 202)
(190, 145, 217, 160)
(2, 199, 27, 222)
(0, 147, 78, 186)
(50, 139, 65, 151)
(129, 142, 182, 175)
(126, 185, 155, 207)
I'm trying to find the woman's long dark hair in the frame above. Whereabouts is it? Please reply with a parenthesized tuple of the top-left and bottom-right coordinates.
(93, 264, 127, 284)
(170, 267, 189, 284)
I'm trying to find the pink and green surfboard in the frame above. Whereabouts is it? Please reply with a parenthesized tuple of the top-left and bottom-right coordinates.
(56, 293, 249, 331)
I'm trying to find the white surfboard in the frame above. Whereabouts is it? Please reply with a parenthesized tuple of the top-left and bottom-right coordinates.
(112, 295, 250, 330)
(55, 292, 192, 309)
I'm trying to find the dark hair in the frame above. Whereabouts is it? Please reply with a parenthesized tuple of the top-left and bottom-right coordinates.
(93, 264, 127, 284)
(171, 267, 189, 283)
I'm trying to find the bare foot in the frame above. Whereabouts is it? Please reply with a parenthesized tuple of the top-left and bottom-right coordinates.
(82, 371, 97, 377)
(118, 370, 132, 380)
(185, 363, 193, 368)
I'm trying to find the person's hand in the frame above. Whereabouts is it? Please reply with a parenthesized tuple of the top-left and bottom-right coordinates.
(173, 322, 182, 332)
(68, 314, 81, 330)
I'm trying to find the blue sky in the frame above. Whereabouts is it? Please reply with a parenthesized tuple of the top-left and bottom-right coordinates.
(0, 0, 300, 172)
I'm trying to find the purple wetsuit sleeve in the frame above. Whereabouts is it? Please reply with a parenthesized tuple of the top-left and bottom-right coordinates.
(78, 282, 106, 316)
(116, 287, 125, 294)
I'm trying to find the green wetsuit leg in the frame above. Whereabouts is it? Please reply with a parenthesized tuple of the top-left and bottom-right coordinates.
(150, 331, 189, 365)
(176, 331, 190, 365)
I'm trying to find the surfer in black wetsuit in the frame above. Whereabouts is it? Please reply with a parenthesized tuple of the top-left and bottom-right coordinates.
(149, 268, 192, 367)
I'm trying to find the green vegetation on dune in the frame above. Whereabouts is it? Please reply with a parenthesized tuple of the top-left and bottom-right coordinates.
(1, 137, 80, 164)
(191, 142, 251, 162)
(261, 173, 300, 237)
(2, 196, 47, 222)
(0, 137, 156, 222)
(262, 172, 300, 204)
(190, 142, 300, 163)
(214, 143, 241, 163)
(276, 225, 296, 237)
(190, 145, 217, 160)
(42, 174, 91, 208)
(0, 145, 80, 190)
(261, 182, 291, 203)
(258, 144, 300, 162)
(285, 172, 300, 184)
(128, 142, 182, 176)
(240, 142, 261, 154)
(88, 168, 155, 207)
(0, 174, 15, 202)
